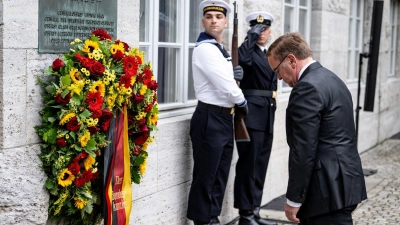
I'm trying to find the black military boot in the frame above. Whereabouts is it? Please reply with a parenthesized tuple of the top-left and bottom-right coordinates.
(253, 207, 277, 225)
(238, 210, 259, 225)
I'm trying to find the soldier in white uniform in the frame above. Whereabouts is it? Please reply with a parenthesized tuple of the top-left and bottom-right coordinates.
(187, 1, 248, 225)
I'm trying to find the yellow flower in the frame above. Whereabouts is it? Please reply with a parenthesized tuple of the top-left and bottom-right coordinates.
(79, 131, 91, 147)
(74, 197, 87, 209)
(110, 42, 124, 54)
(69, 68, 83, 83)
(107, 95, 116, 108)
(139, 160, 147, 175)
(58, 169, 75, 187)
(59, 113, 76, 125)
(84, 154, 96, 171)
(140, 85, 148, 95)
(74, 38, 82, 43)
(150, 114, 158, 125)
(82, 39, 99, 53)
(68, 80, 85, 96)
(90, 80, 105, 97)
(131, 76, 136, 86)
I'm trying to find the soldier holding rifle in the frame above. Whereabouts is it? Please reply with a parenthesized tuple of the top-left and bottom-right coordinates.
(234, 11, 278, 225)
(187, 1, 248, 224)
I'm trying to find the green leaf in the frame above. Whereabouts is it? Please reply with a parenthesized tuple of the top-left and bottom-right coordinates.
(71, 94, 81, 105)
(85, 139, 97, 152)
(44, 128, 57, 144)
(80, 110, 91, 119)
(45, 178, 54, 189)
(47, 117, 56, 123)
(69, 132, 76, 141)
(61, 75, 71, 86)
(84, 201, 93, 214)
(61, 89, 70, 98)
(45, 85, 56, 94)
(74, 144, 82, 151)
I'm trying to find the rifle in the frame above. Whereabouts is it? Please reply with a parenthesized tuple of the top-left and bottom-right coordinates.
(232, 1, 250, 142)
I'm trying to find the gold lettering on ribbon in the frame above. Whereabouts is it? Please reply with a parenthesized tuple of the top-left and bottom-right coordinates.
(112, 189, 127, 211)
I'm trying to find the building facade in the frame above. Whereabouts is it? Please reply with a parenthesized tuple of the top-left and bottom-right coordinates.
(0, 0, 399, 224)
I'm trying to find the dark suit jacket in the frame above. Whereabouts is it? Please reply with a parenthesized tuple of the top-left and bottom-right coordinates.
(285, 62, 367, 218)
(238, 33, 277, 132)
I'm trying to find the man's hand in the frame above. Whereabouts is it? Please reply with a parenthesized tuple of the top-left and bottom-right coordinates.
(233, 66, 244, 81)
(234, 101, 248, 122)
(284, 203, 300, 224)
(248, 24, 267, 36)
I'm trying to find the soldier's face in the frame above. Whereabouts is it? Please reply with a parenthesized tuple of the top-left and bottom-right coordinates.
(202, 11, 227, 35)
(257, 26, 271, 46)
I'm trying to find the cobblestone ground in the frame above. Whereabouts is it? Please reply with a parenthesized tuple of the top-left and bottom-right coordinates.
(353, 139, 400, 225)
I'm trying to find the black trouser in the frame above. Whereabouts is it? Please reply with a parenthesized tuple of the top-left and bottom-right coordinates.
(299, 205, 358, 225)
(187, 108, 234, 223)
(234, 128, 273, 210)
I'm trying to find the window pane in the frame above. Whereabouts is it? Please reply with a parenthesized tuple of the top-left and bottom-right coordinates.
(298, 9, 307, 35)
(285, 0, 294, 4)
(139, 46, 150, 63)
(284, 6, 294, 33)
(188, 47, 196, 100)
(189, 0, 203, 43)
(300, 0, 307, 7)
(139, 0, 149, 42)
(348, 18, 353, 48)
(157, 47, 179, 103)
(357, 0, 362, 17)
(159, 0, 178, 42)
(356, 20, 360, 47)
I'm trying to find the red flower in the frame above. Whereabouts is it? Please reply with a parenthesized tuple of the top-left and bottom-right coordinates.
(112, 50, 124, 61)
(55, 93, 71, 105)
(66, 116, 81, 131)
(88, 61, 105, 76)
(88, 126, 100, 135)
(119, 73, 134, 88)
(56, 138, 67, 147)
(92, 29, 112, 40)
(137, 118, 146, 126)
(139, 125, 149, 133)
(52, 58, 64, 72)
(86, 91, 103, 112)
(75, 53, 96, 68)
(91, 109, 102, 119)
(74, 170, 93, 187)
(91, 171, 99, 181)
(134, 132, 149, 145)
(68, 163, 81, 175)
(99, 109, 114, 131)
(132, 146, 141, 156)
(144, 103, 153, 112)
(148, 80, 159, 91)
(131, 94, 144, 104)
(123, 56, 140, 75)
(142, 67, 153, 85)
(128, 115, 134, 126)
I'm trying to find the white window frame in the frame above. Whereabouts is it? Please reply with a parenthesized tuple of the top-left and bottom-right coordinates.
(389, 0, 399, 77)
(347, 0, 364, 82)
(280, 0, 312, 93)
(139, 0, 198, 117)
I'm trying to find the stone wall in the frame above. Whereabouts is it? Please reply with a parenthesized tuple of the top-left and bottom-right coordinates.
(0, 0, 399, 224)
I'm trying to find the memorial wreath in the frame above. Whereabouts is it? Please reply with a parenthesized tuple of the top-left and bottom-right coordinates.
(35, 29, 158, 225)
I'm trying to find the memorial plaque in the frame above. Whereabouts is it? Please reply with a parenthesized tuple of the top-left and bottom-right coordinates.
(39, 0, 117, 53)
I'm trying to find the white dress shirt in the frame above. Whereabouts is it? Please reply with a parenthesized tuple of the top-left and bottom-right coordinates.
(192, 43, 245, 107)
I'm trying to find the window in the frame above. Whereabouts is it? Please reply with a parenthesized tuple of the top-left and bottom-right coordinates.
(139, 0, 203, 113)
(389, 0, 399, 77)
(281, 0, 311, 91)
(347, 0, 364, 82)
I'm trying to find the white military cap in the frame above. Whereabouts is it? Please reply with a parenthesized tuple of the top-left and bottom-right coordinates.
(245, 11, 274, 26)
(199, 0, 232, 16)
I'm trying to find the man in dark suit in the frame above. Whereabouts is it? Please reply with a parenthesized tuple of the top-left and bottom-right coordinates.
(266, 32, 367, 225)
(234, 11, 277, 225)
